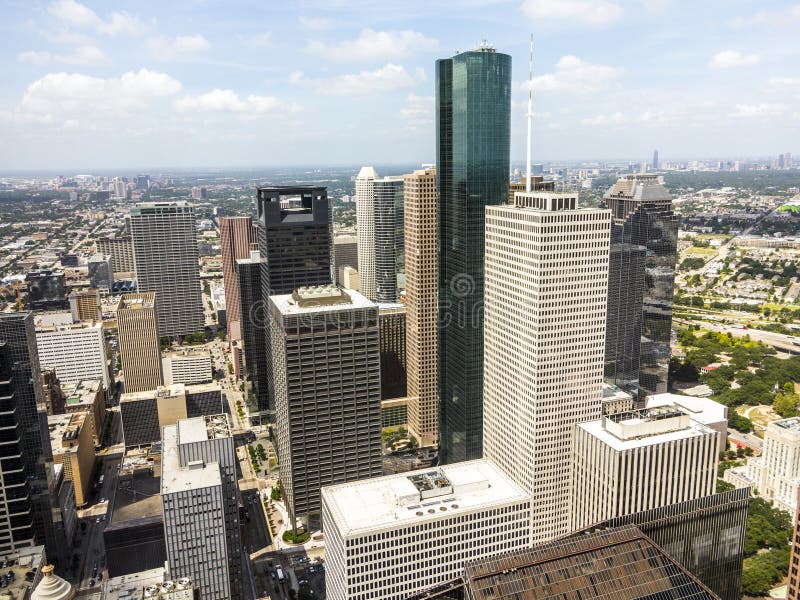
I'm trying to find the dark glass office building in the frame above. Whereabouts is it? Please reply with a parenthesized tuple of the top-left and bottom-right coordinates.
(436, 46, 511, 463)
(0, 313, 55, 558)
(374, 177, 404, 303)
(378, 305, 406, 400)
(604, 174, 678, 395)
(237, 252, 271, 413)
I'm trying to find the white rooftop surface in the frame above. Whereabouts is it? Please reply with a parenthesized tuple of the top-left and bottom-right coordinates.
(646, 393, 727, 425)
(177, 417, 209, 445)
(271, 287, 376, 315)
(322, 459, 530, 537)
(104, 567, 165, 600)
(579, 414, 714, 451)
(161, 424, 221, 495)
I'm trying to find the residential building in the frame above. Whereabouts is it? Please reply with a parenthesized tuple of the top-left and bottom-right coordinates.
(35, 321, 110, 388)
(88, 254, 114, 291)
(437, 45, 511, 464)
(374, 176, 404, 302)
(256, 186, 332, 295)
(129, 202, 204, 337)
(0, 313, 55, 556)
(604, 174, 677, 395)
(322, 459, 531, 600)
(237, 250, 270, 413)
(570, 405, 718, 531)
(355, 166, 378, 300)
(483, 191, 610, 543)
(162, 350, 213, 386)
(48, 413, 94, 507)
(61, 379, 105, 444)
(68, 289, 101, 323)
(218, 216, 258, 341)
(379, 304, 406, 400)
(117, 293, 162, 394)
(333, 235, 358, 286)
(462, 524, 717, 600)
(270, 286, 382, 529)
(404, 166, 439, 447)
(161, 416, 241, 600)
(96, 236, 135, 275)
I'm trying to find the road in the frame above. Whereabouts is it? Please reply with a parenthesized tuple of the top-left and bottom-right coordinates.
(675, 317, 800, 354)
(727, 428, 763, 452)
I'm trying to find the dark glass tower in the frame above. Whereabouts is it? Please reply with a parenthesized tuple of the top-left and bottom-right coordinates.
(374, 177, 404, 303)
(436, 46, 511, 463)
(237, 251, 270, 413)
(0, 313, 55, 557)
(604, 174, 678, 395)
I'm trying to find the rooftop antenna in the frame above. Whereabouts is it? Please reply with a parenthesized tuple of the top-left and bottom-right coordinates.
(526, 34, 534, 193)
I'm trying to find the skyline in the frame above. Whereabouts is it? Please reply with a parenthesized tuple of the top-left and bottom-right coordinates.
(0, 0, 799, 169)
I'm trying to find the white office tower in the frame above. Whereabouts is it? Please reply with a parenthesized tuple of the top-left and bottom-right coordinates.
(161, 415, 244, 600)
(483, 191, 611, 544)
(35, 321, 110, 388)
(355, 166, 378, 300)
(570, 405, 717, 531)
(322, 460, 531, 600)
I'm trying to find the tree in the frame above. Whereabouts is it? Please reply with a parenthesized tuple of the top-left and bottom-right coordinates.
(773, 389, 799, 418)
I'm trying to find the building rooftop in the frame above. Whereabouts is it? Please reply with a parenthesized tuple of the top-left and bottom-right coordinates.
(272, 286, 375, 315)
(33, 312, 73, 327)
(322, 459, 530, 537)
(160, 424, 221, 495)
(103, 567, 194, 600)
(35, 318, 101, 332)
(579, 405, 715, 451)
(176, 414, 230, 445)
(773, 417, 800, 433)
(48, 412, 87, 454)
(117, 292, 155, 310)
(120, 384, 185, 404)
(463, 525, 717, 600)
(646, 393, 728, 426)
(162, 348, 211, 360)
(61, 379, 101, 407)
(0, 545, 45, 599)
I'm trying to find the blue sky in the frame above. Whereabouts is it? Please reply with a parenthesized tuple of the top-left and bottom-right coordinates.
(0, 0, 798, 169)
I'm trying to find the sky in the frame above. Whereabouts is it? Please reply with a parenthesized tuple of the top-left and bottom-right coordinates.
(0, 0, 798, 170)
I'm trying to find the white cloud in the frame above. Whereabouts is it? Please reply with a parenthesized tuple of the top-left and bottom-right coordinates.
(17, 69, 182, 118)
(581, 112, 626, 126)
(17, 45, 108, 66)
(769, 77, 800, 89)
(524, 55, 623, 94)
(400, 93, 434, 127)
(289, 71, 304, 84)
(520, 0, 623, 25)
(298, 64, 424, 96)
(729, 103, 786, 118)
(709, 50, 760, 69)
(307, 29, 437, 62)
(175, 89, 301, 118)
(242, 32, 271, 48)
(48, 0, 145, 36)
(147, 35, 210, 59)
(299, 16, 334, 30)
(732, 4, 800, 27)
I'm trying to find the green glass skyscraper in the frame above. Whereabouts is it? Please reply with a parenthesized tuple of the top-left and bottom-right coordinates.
(436, 45, 511, 464)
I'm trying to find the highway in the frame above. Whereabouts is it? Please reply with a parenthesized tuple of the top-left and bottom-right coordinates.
(675, 318, 800, 354)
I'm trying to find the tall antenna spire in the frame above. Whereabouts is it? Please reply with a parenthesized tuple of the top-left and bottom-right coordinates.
(525, 34, 534, 193)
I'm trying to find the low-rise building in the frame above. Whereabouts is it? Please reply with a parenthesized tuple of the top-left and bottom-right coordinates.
(48, 413, 95, 507)
(103, 567, 195, 600)
(322, 459, 531, 600)
(61, 379, 105, 444)
(162, 350, 213, 386)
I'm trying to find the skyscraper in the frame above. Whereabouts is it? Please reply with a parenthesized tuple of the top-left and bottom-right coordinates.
(116, 293, 163, 394)
(355, 167, 378, 300)
(436, 45, 512, 463)
(404, 166, 439, 447)
(129, 202, 203, 337)
(270, 286, 382, 530)
(374, 176, 404, 303)
(0, 313, 54, 556)
(237, 251, 270, 413)
(256, 186, 332, 295)
(604, 174, 677, 395)
(483, 191, 611, 543)
(219, 216, 258, 342)
(653, 149, 659, 170)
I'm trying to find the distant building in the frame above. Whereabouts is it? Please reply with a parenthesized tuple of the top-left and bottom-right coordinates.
(653, 148, 660, 170)
(191, 186, 207, 200)
(404, 166, 439, 447)
(570, 405, 718, 531)
(218, 216, 258, 341)
(355, 166, 378, 300)
(162, 350, 213, 386)
(161, 415, 243, 600)
(88, 254, 114, 291)
(26, 270, 67, 310)
(322, 459, 531, 600)
(378, 304, 406, 400)
(374, 176, 404, 302)
(116, 293, 162, 394)
(35, 321, 110, 389)
(333, 235, 358, 286)
(210, 282, 226, 328)
(68, 289, 101, 323)
(96, 236, 135, 274)
(129, 202, 204, 337)
(270, 286, 382, 529)
(48, 413, 95, 507)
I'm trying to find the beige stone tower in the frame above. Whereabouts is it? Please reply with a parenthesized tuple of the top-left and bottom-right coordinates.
(117, 292, 163, 393)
